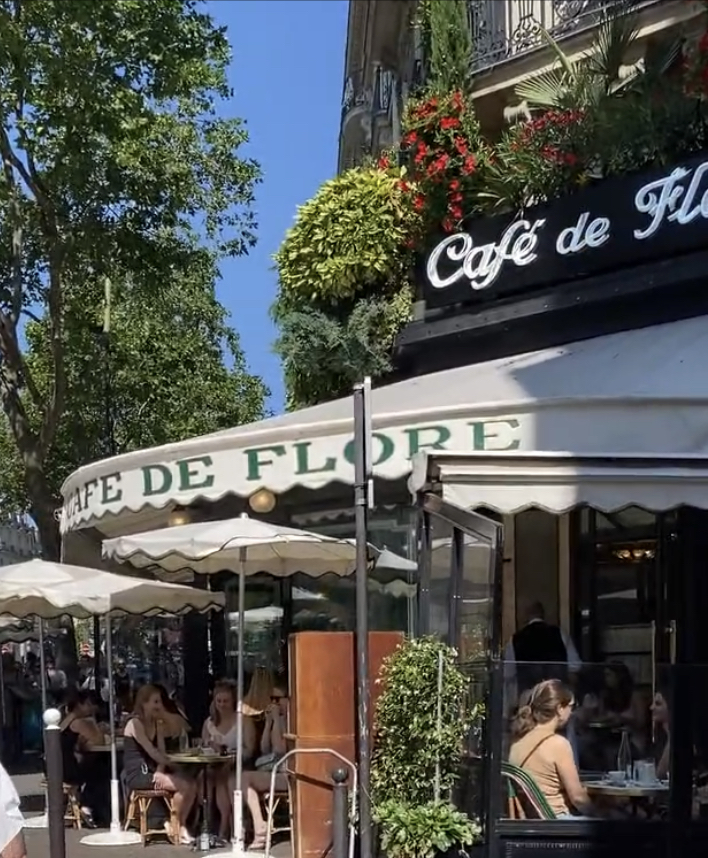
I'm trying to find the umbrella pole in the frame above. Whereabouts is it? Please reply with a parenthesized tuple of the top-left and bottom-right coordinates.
(80, 616, 141, 846)
(232, 547, 246, 855)
(106, 616, 120, 832)
(38, 620, 48, 712)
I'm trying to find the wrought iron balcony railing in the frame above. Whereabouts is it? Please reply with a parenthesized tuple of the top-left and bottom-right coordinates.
(342, 66, 398, 123)
(342, 68, 370, 122)
(468, 0, 664, 75)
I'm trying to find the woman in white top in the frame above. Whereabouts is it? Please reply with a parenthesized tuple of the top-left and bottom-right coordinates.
(0, 762, 24, 858)
(202, 681, 256, 843)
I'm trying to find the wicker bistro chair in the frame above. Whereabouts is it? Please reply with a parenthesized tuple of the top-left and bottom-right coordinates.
(263, 765, 294, 844)
(124, 788, 179, 846)
(501, 761, 558, 820)
(41, 778, 83, 829)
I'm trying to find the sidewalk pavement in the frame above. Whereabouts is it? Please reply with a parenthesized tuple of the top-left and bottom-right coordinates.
(15, 770, 291, 858)
(24, 824, 292, 858)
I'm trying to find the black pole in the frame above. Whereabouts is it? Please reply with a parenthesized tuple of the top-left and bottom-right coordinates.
(353, 382, 372, 858)
(331, 767, 349, 858)
(44, 707, 66, 858)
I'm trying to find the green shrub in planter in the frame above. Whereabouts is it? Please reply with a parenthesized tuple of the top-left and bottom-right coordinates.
(372, 636, 472, 805)
(375, 799, 480, 858)
(371, 637, 482, 858)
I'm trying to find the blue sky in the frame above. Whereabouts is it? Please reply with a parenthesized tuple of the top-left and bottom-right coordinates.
(207, 0, 349, 415)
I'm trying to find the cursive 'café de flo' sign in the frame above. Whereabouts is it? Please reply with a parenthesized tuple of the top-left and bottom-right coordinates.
(422, 151, 708, 307)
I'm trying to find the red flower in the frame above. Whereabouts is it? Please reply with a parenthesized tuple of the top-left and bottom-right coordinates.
(449, 192, 463, 203)
(435, 153, 449, 170)
(440, 117, 461, 130)
(449, 205, 463, 221)
(403, 131, 418, 147)
(414, 141, 428, 164)
(377, 155, 390, 170)
(454, 137, 468, 155)
(413, 194, 426, 211)
(462, 155, 477, 175)
(451, 91, 464, 113)
(397, 179, 411, 193)
(442, 217, 454, 233)
(449, 179, 460, 192)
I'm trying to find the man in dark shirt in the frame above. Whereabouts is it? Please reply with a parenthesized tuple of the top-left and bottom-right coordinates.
(503, 602, 582, 761)
(504, 601, 581, 700)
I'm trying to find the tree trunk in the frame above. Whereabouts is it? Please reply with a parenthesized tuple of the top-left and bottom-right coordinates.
(32, 493, 79, 686)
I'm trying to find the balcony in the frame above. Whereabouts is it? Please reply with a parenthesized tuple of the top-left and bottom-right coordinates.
(339, 65, 400, 170)
(468, 0, 665, 75)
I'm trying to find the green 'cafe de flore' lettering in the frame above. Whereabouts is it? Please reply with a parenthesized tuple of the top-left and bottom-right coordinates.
(61, 416, 523, 527)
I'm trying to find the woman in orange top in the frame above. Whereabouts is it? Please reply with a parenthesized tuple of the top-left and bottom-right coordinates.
(509, 679, 594, 818)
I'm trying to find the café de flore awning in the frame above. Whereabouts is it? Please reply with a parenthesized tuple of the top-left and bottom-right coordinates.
(61, 314, 708, 538)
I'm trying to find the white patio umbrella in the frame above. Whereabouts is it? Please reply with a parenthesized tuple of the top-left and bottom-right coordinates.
(0, 559, 224, 847)
(103, 513, 368, 858)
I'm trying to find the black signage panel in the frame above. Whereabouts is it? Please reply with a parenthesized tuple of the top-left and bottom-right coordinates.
(421, 151, 708, 310)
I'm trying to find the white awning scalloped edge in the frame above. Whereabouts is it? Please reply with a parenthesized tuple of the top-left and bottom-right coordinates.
(408, 451, 708, 514)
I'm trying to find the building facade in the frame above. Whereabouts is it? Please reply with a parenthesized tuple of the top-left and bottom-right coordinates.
(339, 0, 700, 171)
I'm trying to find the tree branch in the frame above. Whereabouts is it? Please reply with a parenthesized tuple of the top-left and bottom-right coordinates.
(39, 253, 65, 454)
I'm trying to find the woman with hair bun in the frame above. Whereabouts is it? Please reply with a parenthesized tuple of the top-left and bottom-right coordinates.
(509, 679, 594, 818)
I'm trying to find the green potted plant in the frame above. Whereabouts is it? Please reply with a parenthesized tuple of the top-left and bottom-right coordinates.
(371, 637, 482, 858)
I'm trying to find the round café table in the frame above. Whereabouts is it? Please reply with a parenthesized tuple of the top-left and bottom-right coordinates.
(584, 779, 669, 817)
(167, 750, 237, 852)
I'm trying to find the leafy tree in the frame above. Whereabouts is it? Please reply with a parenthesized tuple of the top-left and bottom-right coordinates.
(0, 0, 261, 557)
(0, 257, 268, 523)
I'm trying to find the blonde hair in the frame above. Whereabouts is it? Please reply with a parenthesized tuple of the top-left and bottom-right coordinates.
(510, 679, 573, 740)
(242, 667, 275, 716)
(132, 684, 161, 719)
(210, 681, 237, 727)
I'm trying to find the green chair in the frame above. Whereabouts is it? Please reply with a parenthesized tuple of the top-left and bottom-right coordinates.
(501, 761, 558, 820)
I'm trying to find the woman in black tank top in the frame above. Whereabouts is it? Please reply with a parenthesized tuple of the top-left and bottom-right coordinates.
(59, 691, 111, 826)
(122, 684, 197, 845)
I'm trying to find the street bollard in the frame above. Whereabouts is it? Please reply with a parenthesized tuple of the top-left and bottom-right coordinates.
(331, 767, 349, 858)
(44, 708, 66, 858)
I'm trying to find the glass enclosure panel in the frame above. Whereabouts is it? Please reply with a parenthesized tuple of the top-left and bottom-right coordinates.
(223, 505, 416, 675)
(225, 575, 284, 676)
(429, 514, 454, 641)
(459, 534, 493, 662)
(293, 504, 417, 635)
(499, 659, 672, 822)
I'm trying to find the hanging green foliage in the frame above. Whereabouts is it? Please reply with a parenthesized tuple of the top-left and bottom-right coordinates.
(273, 167, 418, 313)
(274, 285, 412, 410)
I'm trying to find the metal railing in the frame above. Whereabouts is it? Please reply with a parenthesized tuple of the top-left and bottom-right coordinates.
(468, 0, 664, 75)
(342, 67, 370, 123)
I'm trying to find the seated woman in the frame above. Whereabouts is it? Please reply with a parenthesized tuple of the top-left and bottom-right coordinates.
(59, 690, 110, 827)
(122, 684, 198, 845)
(241, 681, 289, 849)
(154, 684, 190, 750)
(651, 691, 670, 780)
(597, 663, 646, 750)
(202, 681, 257, 843)
(509, 679, 594, 819)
